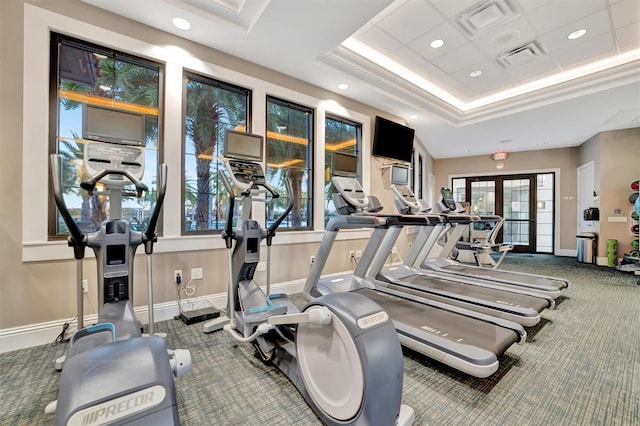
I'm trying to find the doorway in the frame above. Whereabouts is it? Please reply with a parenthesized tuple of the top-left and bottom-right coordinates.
(452, 173, 555, 254)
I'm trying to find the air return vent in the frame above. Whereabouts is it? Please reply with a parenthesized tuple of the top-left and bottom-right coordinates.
(496, 41, 546, 68)
(457, 0, 519, 38)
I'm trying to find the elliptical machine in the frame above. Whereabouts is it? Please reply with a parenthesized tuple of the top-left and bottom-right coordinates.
(216, 130, 414, 425)
(46, 139, 191, 425)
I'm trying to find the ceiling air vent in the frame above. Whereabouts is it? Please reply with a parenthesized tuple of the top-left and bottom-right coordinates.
(496, 41, 546, 68)
(457, 0, 519, 38)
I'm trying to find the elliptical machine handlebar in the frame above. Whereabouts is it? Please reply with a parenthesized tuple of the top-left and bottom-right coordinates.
(50, 154, 86, 259)
(80, 168, 149, 196)
(142, 163, 167, 254)
(266, 178, 294, 244)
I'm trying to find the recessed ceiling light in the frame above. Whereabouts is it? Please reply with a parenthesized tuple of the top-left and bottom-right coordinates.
(172, 17, 191, 31)
(469, 70, 483, 77)
(464, 149, 471, 153)
(430, 39, 444, 49)
(337, 83, 349, 90)
(409, 114, 418, 119)
(567, 29, 586, 40)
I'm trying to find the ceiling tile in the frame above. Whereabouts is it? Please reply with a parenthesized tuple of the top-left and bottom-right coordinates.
(537, 9, 612, 55)
(427, 0, 479, 18)
(451, 58, 513, 95)
(356, 24, 403, 56)
(432, 43, 487, 74)
(518, 0, 553, 13)
(615, 22, 640, 51)
(503, 55, 561, 84)
(554, 32, 616, 68)
(526, 0, 606, 35)
(377, 0, 446, 44)
(407, 21, 468, 61)
(611, 0, 640, 29)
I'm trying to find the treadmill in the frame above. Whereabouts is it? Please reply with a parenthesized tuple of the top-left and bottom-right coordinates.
(410, 186, 570, 298)
(302, 154, 526, 378)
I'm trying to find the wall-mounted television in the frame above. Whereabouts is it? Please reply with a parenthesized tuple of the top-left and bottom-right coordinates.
(224, 129, 263, 161)
(371, 116, 414, 163)
(82, 104, 146, 146)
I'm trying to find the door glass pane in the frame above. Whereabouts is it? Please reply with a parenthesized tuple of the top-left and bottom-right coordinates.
(470, 181, 495, 215)
(503, 179, 530, 246)
(536, 173, 554, 253)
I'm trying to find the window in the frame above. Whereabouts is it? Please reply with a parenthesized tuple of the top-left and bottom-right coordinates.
(324, 115, 362, 222)
(183, 72, 250, 233)
(49, 33, 161, 237)
(265, 97, 313, 230)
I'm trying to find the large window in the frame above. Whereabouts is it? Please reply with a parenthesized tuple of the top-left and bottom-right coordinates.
(183, 72, 250, 233)
(49, 34, 161, 237)
(265, 97, 313, 230)
(324, 115, 361, 223)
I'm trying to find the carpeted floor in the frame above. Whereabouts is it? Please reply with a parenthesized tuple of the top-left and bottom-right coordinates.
(1, 255, 638, 425)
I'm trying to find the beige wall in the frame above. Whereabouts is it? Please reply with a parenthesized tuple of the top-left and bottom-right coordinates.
(434, 147, 579, 252)
(596, 128, 640, 259)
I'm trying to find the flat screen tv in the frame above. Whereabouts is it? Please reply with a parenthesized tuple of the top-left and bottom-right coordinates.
(332, 152, 358, 177)
(224, 130, 263, 161)
(371, 116, 414, 163)
(82, 104, 146, 146)
(390, 165, 410, 186)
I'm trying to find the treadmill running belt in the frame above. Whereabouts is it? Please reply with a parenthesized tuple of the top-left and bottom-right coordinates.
(400, 274, 549, 312)
(353, 288, 517, 357)
(443, 265, 567, 290)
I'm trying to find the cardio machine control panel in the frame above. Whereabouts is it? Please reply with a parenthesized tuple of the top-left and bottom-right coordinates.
(391, 184, 420, 210)
(225, 159, 266, 191)
(332, 176, 369, 208)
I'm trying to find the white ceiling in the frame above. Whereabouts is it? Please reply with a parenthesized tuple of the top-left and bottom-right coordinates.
(82, 0, 640, 159)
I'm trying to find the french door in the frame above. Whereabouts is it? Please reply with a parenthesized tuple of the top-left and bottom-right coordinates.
(454, 173, 554, 254)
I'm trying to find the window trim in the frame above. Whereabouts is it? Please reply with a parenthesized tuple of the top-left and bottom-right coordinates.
(265, 95, 315, 231)
(48, 32, 164, 240)
(181, 69, 252, 235)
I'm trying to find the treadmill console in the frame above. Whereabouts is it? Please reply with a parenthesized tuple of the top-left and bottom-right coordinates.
(440, 187, 458, 211)
(391, 184, 420, 210)
(332, 176, 369, 209)
(225, 159, 266, 191)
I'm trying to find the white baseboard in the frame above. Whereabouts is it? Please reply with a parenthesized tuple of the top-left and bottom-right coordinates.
(0, 279, 306, 354)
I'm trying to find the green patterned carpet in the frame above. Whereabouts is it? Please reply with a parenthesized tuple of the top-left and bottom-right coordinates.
(1, 255, 638, 425)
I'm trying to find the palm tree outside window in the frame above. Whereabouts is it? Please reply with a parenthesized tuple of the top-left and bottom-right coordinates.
(49, 33, 161, 238)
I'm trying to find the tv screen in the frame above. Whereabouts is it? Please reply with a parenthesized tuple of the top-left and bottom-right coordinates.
(82, 104, 146, 146)
(332, 152, 358, 176)
(224, 130, 263, 161)
(391, 165, 409, 186)
(372, 116, 414, 163)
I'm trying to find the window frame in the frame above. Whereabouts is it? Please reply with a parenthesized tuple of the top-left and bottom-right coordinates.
(323, 114, 362, 224)
(181, 70, 252, 235)
(265, 96, 315, 231)
(48, 32, 164, 240)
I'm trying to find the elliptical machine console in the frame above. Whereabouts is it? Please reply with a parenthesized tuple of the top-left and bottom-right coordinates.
(47, 137, 191, 425)
(217, 132, 414, 425)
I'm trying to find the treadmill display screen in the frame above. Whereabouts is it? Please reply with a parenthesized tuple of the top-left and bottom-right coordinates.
(440, 187, 457, 210)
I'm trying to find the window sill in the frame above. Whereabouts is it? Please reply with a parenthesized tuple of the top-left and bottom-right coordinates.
(22, 228, 372, 262)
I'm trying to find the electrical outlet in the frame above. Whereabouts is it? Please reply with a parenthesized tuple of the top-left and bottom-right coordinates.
(173, 270, 182, 284)
(82, 279, 89, 294)
(349, 250, 355, 260)
(392, 246, 399, 254)
(356, 250, 362, 258)
(191, 268, 203, 280)
(257, 262, 266, 272)
(309, 255, 316, 265)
